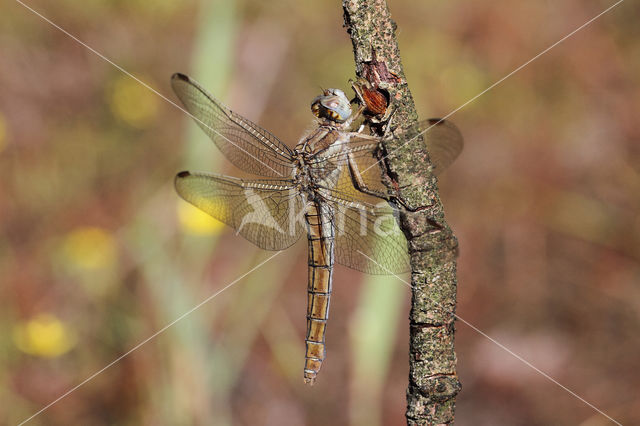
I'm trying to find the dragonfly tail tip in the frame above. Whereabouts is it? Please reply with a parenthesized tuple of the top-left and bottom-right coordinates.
(303, 373, 317, 386)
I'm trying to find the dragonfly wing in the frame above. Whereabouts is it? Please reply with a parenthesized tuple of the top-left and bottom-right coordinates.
(171, 73, 295, 178)
(400, 118, 464, 175)
(310, 137, 390, 199)
(175, 171, 306, 250)
(310, 118, 463, 202)
(305, 119, 461, 273)
(311, 143, 406, 274)
(317, 189, 410, 275)
(313, 118, 463, 177)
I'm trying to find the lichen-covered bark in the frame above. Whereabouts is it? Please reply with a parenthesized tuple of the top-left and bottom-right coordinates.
(342, 1, 461, 424)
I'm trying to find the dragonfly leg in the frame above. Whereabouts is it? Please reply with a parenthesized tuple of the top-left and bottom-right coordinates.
(345, 131, 380, 140)
(347, 150, 427, 214)
(347, 152, 390, 200)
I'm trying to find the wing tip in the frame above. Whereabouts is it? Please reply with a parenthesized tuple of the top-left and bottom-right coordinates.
(427, 117, 463, 143)
(171, 72, 190, 83)
(175, 171, 192, 190)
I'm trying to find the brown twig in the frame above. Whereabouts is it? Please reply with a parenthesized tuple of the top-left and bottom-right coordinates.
(342, 1, 461, 424)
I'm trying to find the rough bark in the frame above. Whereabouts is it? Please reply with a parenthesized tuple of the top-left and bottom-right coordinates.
(342, 1, 461, 424)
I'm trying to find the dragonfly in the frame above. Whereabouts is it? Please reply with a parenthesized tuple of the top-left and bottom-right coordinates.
(171, 72, 463, 384)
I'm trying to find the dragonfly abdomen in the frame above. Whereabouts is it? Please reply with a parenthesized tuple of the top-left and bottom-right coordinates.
(303, 202, 335, 385)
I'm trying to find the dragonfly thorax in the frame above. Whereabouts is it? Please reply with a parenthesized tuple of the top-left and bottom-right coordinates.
(292, 152, 311, 191)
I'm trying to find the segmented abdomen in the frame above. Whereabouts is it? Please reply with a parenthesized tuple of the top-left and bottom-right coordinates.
(303, 201, 335, 385)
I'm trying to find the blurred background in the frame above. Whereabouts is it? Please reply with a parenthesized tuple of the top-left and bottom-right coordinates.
(1, 0, 639, 424)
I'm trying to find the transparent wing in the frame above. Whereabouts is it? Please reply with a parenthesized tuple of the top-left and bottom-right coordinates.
(317, 193, 410, 274)
(171, 73, 295, 178)
(402, 118, 464, 175)
(310, 117, 463, 178)
(309, 137, 390, 200)
(175, 171, 306, 250)
(305, 118, 463, 274)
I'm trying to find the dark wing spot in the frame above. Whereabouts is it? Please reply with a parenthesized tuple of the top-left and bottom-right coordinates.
(171, 73, 190, 82)
(427, 118, 445, 126)
(176, 171, 191, 178)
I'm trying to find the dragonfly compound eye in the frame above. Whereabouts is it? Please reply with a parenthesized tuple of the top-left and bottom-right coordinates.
(311, 88, 352, 123)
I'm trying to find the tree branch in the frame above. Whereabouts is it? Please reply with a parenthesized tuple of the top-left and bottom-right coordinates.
(342, 1, 461, 424)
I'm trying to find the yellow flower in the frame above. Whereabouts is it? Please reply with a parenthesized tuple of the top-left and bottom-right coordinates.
(177, 200, 225, 235)
(62, 227, 117, 270)
(108, 75, 159, 128)
(13, 314, 77, 358)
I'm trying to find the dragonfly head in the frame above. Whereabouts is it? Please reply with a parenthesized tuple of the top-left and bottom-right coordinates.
(311, 88, 352, 123)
